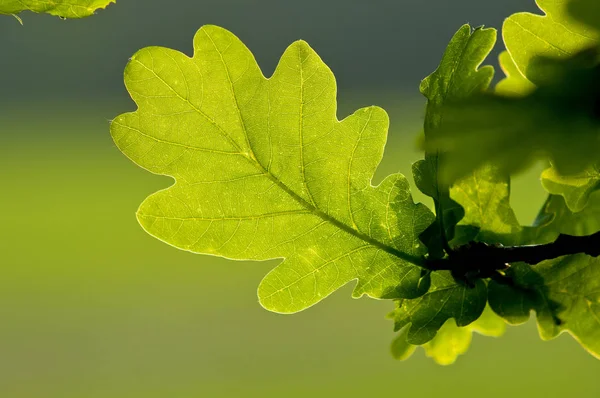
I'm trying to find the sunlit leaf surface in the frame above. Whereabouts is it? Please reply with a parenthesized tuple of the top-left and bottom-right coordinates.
(111, 25, 435, 314)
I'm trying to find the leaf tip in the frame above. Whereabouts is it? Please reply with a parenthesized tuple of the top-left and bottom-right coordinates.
(287, 39, 318, 60)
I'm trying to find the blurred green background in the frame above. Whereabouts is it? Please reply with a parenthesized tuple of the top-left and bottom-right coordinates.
(2, 1, 600, 397)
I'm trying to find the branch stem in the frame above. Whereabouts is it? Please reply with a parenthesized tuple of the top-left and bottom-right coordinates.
(425, 231, 600, 275)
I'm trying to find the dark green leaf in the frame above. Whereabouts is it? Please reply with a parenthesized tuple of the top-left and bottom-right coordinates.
(390, 271, 487, 345)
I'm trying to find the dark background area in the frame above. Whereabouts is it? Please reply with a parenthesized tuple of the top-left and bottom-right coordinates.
(1, 0, 537, 102)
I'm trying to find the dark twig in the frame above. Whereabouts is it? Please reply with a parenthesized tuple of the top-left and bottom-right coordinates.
(424, 231, 600, 285)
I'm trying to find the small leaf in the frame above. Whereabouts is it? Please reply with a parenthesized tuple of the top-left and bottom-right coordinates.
(390, 271, 487, 345)
(112, 26, 434, 314)
(417, 27, 522, 250)
(541, 164, 600, 212)
(0, 0, 115, 19)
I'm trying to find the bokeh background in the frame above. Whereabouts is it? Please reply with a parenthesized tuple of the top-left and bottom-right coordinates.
(2, 1, 600, 397)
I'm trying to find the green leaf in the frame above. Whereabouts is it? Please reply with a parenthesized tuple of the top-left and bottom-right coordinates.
(489, 255, 600, 359)
(390, 271, 487, 345)
(111, 25, 435, 314)
(413, 25, 496, 254)
(541, 164, 600, 212)
(0, 0, 115, 18)
(391, 304, 504, 365)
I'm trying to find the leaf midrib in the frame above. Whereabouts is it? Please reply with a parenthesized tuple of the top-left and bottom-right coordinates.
(133, 36, 425, 268)
(199, 29, 425, 268)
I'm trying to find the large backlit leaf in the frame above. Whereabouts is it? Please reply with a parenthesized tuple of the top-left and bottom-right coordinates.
(111, 25, 435, 314)
(0, 0, 114, 18)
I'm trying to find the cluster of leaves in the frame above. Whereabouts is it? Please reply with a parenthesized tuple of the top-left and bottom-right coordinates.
(400, 0, 600, 363)
(396, 0, 600, 363)
(0, 0, 115, 21)
(110, 0, 600, 365)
